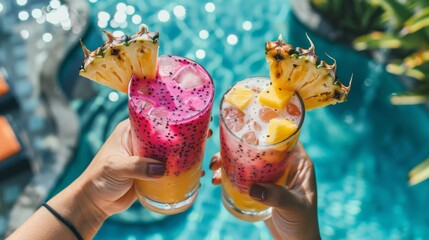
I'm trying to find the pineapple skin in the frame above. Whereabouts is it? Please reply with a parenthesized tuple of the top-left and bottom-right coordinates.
(265, 35, 351, 110)
(79, 25, 159, 93)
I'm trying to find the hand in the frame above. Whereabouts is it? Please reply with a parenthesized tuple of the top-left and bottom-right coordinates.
(74, 119, 165, 217)
(210, 142, 321, 240)
(79, 120, 213, 215)
(8, 119, 165, 240)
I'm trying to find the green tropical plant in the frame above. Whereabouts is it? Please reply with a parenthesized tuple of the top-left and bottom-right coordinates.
(351, 0, 429, 185)
(310, 0, 429, 185)
(353, 0, 429, 105)
(310, 0, 384, 39)
(409, 156, 429, 186)
(310, 0, 385, 37)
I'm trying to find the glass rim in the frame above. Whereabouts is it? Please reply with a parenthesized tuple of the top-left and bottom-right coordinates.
(128, 55, 215, 123)
(219, 76, 305, 148)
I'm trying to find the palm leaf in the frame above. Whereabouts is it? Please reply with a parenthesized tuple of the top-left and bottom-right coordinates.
(409, 156, 429, 186)
(390, 93, 429, 105)
(353, 32, 425, 50)
(401, 8, 429, 35)
(390, 84, 429, 105)
(399, 5, 429, 39)
(387, 50, 429, 79)
(372, 0, 413, 28)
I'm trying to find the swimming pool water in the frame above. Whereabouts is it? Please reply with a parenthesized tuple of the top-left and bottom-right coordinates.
(53, 0, 429, 239)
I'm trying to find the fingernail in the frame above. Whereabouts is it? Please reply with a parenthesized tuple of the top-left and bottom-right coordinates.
(249, 184, 267, 201)
(209, 158, 216, 169)
(212, 170, 221, 185)
(201, 170, 206, 177)
(212, 176, 221, 185)
(147, 164, 165, 177)
(212, 177, 222, 185)
(209, 156, 220, 170)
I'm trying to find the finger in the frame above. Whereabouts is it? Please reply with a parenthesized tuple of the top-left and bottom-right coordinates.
(286, 155, 306, 189)
(115, 119, 131, 132)
(102, 118, 134, 156)
(114, 187, 137, 210)
(201, 170, 206, 177)
(207, 128, 213, 139)
(249, 183, 302, 210)
(110, 119, 131, 140)
(285, 143, 315, 190)
(209, 153, 221, 170)
(212, 168, 221, 185)
(110, 156, 165, 180)
(122, 121, 134, 155)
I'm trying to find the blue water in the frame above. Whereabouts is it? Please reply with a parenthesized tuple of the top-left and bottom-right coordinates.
(54, 0, 429, 239)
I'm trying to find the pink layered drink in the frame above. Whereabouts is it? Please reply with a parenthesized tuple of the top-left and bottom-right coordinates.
(220, 77, 304, 221)
(128, 55, 214, 214)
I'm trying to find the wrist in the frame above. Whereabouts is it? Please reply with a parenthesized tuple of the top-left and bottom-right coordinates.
(48, 180, 108, 239)
(271, 210, 321, 240)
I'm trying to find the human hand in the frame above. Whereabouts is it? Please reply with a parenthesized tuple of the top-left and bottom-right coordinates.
(8, 119, 165, 240)
(210, 142, 320, 240)
(75, 119, 212, 219)
(74, 119, 165, 217)
(80, 119, 214, 216)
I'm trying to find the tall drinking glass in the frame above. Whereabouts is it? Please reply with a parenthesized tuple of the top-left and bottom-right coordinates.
(128, 55, 214, 214)
(219, 77, 304, 221)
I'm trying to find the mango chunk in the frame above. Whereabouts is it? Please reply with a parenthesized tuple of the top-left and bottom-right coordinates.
(265, 118, 298, 145)
(225, 86, 254, 110)
(258, 86, 293, 110)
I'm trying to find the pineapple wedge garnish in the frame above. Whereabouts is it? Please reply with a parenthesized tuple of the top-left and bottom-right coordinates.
(264, 35, 351, 110)
(79, 25, 159, 93)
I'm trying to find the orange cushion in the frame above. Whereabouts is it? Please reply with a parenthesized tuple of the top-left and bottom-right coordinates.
(0, 116, 21, 160)
(0, 73, 9, 96)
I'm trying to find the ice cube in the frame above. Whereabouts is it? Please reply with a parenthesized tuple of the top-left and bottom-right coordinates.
(259, 108, 279, 123)
(149, 107, 169, 132)
(185, 96, 205, 111)
(222, 106, 245, 132)
(131, 97, 153, 113)
(137, 85, 150, 96)
(159, 56, 181, 77)
(174, 65, 206, 90)
(150, 107, 169, 119)
(242, 131, 258, 145)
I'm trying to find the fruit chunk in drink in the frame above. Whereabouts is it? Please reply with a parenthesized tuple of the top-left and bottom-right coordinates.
(220, 77, 304, 221)
(129, 55, 214, 214)
(219, 35, 351, 222)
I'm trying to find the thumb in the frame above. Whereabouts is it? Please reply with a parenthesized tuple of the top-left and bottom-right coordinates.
(249, 183, 303, 211)
(109, 155, 166, 180)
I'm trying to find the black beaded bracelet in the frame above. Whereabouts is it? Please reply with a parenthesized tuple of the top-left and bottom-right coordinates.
(42, 202, 84, 240)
